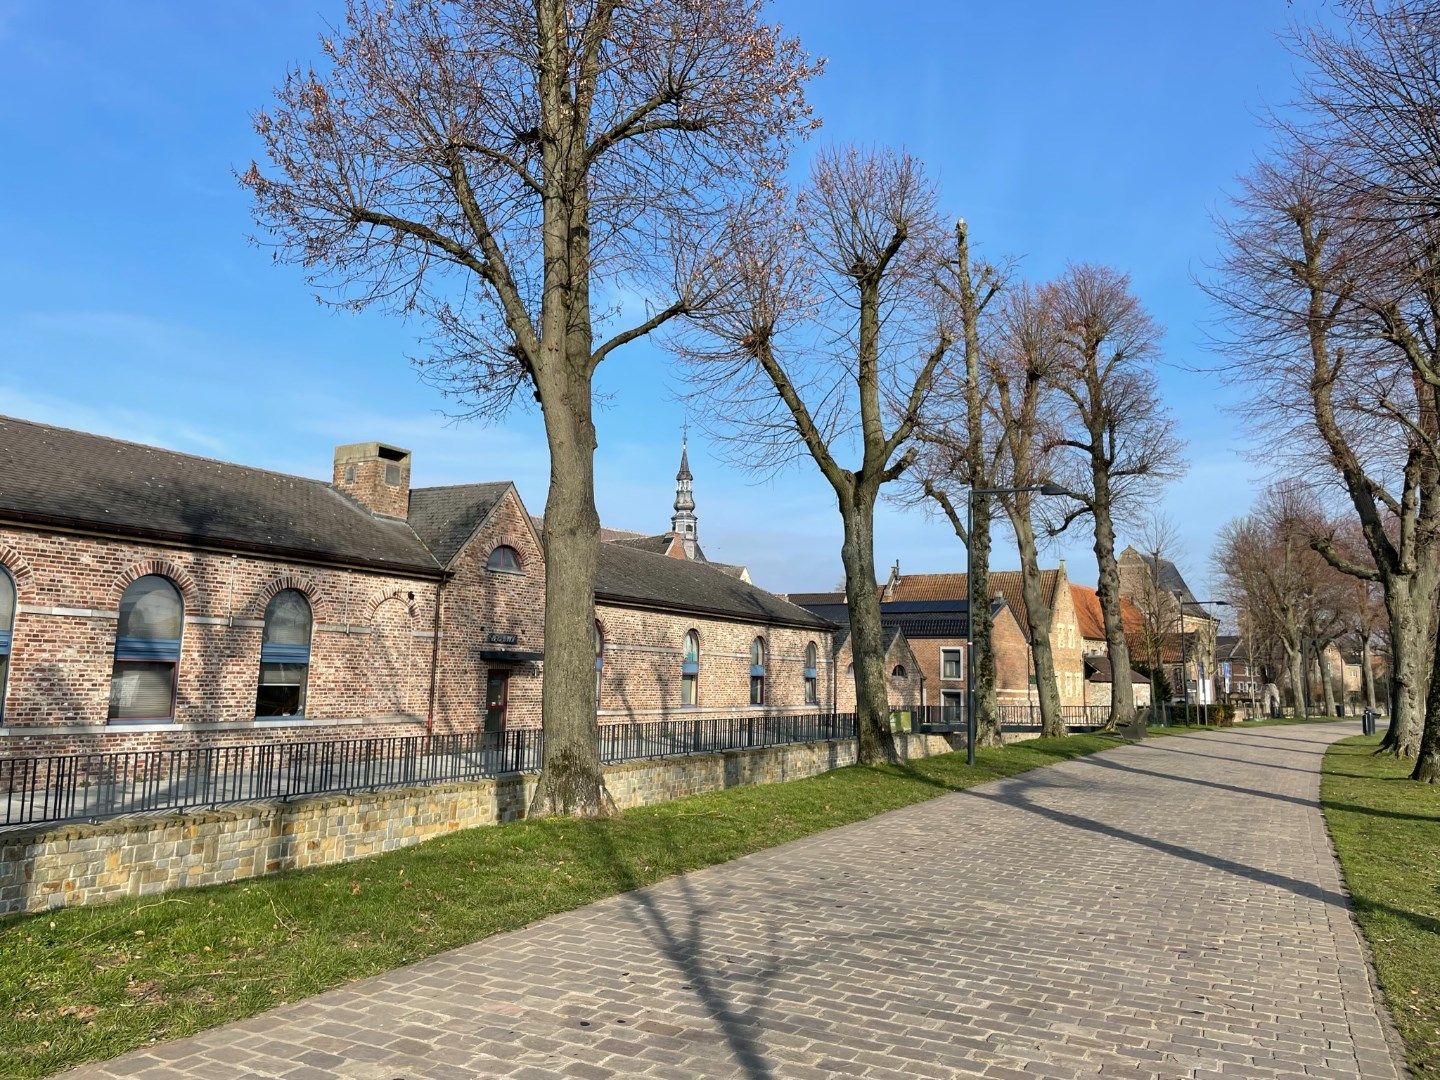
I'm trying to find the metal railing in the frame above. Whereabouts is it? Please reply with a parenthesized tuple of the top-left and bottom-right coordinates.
(910, 703, 1112, 735)
(2, 712, 859, 829)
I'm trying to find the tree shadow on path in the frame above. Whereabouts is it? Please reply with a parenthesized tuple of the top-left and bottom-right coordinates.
(577, 821, 782, 1080)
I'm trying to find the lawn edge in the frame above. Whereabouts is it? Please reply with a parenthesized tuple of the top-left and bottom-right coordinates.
(1318, 734, 1417, 1078)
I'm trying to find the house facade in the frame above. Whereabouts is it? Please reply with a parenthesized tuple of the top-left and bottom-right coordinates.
(1117, 547, 1221, 705)
(0, 417, 833, 759)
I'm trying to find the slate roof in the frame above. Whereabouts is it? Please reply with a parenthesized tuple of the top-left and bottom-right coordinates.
(791, 596, 1008, 641)
(0, 415, 442, 575)
(596, 543, 831, 630)
(407, 483, 513, 567)
(1083, 655, 1150, 687)
(832, 623, 905, 656)
(885, 571, 1061, 642)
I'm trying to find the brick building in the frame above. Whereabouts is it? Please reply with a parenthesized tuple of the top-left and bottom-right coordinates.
(1069, 582, 1152, 707)
(879, 566, 1089, 708)
(788, 589, 1031, 719)
(1117, 547, 1220, 704)
(0, 417, 833, 758)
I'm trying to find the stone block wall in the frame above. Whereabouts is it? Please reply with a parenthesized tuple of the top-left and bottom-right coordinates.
(0, 731, 966, 915)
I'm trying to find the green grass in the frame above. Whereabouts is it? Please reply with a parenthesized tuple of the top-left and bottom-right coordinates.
(1322, 736, 1440, 1078)
(0, 731, 1135, 1078)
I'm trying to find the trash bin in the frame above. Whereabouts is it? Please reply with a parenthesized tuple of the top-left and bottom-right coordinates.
(1363, 708, 1376, 736)
(1337, 703, 1346, 718)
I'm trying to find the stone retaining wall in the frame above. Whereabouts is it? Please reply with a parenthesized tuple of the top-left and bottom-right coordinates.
(0, 731, 966, 915)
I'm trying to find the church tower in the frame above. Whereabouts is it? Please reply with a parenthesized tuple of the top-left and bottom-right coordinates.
(671, 439, 698, 560)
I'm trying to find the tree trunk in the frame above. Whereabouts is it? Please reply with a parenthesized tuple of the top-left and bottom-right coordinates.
(839, 490, 897, 765)
(1380, 576, 1427, 755)
(1316, 642, 1337, 717)
(1362, 634, 1377, 711)
(530, 356, 607, 817)
(968, 494, 1002, 748)
(1091, 497, 1138, 734)
(1412, 634, 1440, 782)
(1011, 507, 1064, 738)
(1286, 642, 1306, 720)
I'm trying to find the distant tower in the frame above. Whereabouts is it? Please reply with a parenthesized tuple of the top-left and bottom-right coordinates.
(671, 437, 698, 559)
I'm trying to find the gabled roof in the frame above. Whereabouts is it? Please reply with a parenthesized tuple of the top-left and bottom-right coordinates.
(0, 415, 442, 575)
(407, 482, 514, 567)
(596, 543, 831, 630)
(1083, 655, 1150, 687)
(1072, 583, 1145, 643)
(885, 571, 1061, 642)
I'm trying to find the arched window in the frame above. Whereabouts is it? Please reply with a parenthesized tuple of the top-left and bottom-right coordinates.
(681, 629, 700, 706)
(804, 641, 819, 705)
(892, 664, 907, 679)
(109, 575, 183, 721)
(0, 568, 13, 720)
(487, 545, 522, 573)
(255, 589, 313, 717)
(749, 636, 767, 706)
(594, 621, 604, 707)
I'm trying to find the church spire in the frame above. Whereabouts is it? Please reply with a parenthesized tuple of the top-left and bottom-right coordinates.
(671, 435, 698, 559)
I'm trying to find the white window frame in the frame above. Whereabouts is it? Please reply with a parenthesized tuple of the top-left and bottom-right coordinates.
(940, 647, 964, 681)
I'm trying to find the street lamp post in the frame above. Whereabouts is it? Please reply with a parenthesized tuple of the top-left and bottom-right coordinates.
(966, 483, 1067, 765)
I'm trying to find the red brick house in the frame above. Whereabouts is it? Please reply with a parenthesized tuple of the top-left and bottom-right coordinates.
(0, 417, 833, 758)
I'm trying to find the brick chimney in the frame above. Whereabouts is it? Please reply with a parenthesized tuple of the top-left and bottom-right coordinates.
(333, 441, 411, 519)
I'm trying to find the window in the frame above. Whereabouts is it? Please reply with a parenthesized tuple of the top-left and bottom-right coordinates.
(891, 664, 907, 679)
(384, 462, 401, 486)
(486, 545, 522, 573)
(594, 621, 604, 706)
(804, 641, 818, 705)
(255, 589, 312, 717)
(941, 690, 965, 725)
(681, 629, 699, 706)
(941, 648, 963, 680)
(109, 575, 183, 721)
(750, 636, 767, 706)
(0, 568, 13, 720)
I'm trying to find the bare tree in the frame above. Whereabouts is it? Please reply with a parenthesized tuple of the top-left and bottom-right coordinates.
(1129, 512, 1185, 723)
(1209, 149, 1440, 761)
(976, 282, 1067, 737)
(1044, 265, 1186, 736)
(1214, 487, 1316, 719)
(242, 0, 819, 812)
(674, 147, 953, 764)
(906, 222, 1010, 745)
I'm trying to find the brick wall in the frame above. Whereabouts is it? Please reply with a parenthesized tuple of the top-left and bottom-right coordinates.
(0, 492, 841, 755)
(0, 729, 970, 915)
(0, 527, 441, 757)
(433, 490, 546, 731)
(595, 604, 833, 718)
(833, 633, 922, 713)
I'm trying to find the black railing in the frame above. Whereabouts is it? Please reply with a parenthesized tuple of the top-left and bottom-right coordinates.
(1, 712, 859, 829)
(912, 703, 1112, 734)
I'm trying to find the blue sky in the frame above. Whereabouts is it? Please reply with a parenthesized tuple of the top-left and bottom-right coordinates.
(0, 2, 1320, 595)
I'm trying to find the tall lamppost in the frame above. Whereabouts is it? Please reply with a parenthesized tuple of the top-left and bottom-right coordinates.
(967, 483, 1067, 765)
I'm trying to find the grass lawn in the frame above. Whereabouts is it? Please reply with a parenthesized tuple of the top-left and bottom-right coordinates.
(1322, 735, 1440, 1079)
(0, 717, 1338, 1077)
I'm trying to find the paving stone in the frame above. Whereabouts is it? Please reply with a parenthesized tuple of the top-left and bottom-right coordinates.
(57, 723, 1403, 1079)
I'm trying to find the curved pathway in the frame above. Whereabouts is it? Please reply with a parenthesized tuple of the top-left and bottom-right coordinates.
(68, 722, 1403, 1079)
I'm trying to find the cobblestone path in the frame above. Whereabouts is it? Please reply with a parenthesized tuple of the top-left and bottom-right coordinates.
(66, 722, 1402, 1079)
